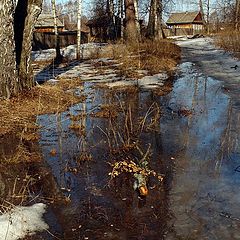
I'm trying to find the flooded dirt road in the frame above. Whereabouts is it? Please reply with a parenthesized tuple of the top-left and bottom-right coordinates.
(33, 42, 240, 240)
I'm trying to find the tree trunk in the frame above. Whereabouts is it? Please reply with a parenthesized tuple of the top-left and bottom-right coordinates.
(124, 0, 139, 42)
(0, 0, 43, 99)
(14, 0, 42, 91)
(199, 0, 207, 32)
(51, 0, 62, 61)
(236, 0, 240, 30)
(0, 0, 18, 99)
(117, 0, 124, 40)
(133, 0, 141, 39)
(107, 0, 116, 40)
(146, 0, 164, 39)
(76, 0, 82, 60)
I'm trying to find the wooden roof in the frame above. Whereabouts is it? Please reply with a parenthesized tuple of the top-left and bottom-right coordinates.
(35, 13, 64, 28)
(166, 11, 203, 25)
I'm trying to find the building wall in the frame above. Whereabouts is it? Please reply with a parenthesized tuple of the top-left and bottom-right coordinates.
(167, 23, 203, 35)
(35, 27, 64, 33)
(32, 31, 89, 50)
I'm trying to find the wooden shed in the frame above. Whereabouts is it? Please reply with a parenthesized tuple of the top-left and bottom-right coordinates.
(35, 13, 64, 33)
(166, 11, 203, 35)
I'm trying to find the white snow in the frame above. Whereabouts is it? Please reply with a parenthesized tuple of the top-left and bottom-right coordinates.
(176, 37, 240, 83)
(104, 80, 137, 88)
(33, 43, 170, 90)
(0, 203, 48, 240)
(138, 73, 168, 89)
(32, 43, 108, 62)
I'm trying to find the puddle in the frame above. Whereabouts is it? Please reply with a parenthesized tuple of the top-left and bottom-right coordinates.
(1, 59, 239, 239)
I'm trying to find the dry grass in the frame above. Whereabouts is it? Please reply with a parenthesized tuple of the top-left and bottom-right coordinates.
(215, 30, 240, 58)
(0, 81, 85, 137)
(109, 39, 181, 77)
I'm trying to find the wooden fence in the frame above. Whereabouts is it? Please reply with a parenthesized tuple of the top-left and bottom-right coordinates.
(32, 31, 89, 50)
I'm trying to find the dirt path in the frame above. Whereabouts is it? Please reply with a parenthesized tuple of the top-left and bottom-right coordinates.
(178, 37, 240, 106)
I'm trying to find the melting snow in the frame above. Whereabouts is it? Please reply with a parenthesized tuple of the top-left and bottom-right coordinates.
(0, 203, 48, 240)
(32, 43, 108, 62)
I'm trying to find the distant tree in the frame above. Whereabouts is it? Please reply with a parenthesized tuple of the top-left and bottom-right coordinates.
(51, 0, 62, 61)
(77, 0, 82, 59)
(199, 0, 208, 31)
(0, 0, 42, 99)
(90, 0, 107, 19)
(146, 0, 164, 39)
(117, 0, 124, 39)
(42, 0, 51, 13)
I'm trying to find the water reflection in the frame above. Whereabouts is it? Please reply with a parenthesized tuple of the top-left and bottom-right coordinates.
(37, 61, 240, 239)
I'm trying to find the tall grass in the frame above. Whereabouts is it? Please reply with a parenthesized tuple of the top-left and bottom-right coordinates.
(215, 30, 240, 58)
(110, 39, 181, 76)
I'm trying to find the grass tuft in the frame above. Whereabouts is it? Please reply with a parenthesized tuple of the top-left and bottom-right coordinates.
(215, 30, 240, 58)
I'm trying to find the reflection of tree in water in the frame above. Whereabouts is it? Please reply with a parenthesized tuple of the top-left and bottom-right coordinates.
(216, 100, 240, 171)
(41, 85, 175, 239)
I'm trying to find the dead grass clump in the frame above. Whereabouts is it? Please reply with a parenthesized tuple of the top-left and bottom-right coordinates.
(109, 159, 163, 181)
(90, 104, 119, 118)
(1, 143, 41, 164)
(178, 108, 193, 117)
(0, 83, 83, 136)
(110, 39, 181, 76)
(215, 30, 240, 58)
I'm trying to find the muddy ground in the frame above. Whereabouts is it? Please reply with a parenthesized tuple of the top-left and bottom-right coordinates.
(1, 38, 240, 240)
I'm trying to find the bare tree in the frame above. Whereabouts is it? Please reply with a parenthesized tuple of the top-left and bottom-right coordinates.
(51, 0, 62, 61)
(199, 0, 207, 31)
(0, 0, 43, 99)
(0, 0, 18, 98)
(146, 0, 164, 39)
(77, 0, 82, 59)
(107, 0, 116, 39)
(134, 0, 141, 38)
(117, 0, 124, 39)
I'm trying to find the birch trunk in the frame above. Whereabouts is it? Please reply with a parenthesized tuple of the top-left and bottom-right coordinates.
(199, 0, 207, 32)
(76, 0, 82, 60)
(117, 0, 124, 40)
(0, 0, 18, 99)
(0, 0, 43, 99)
(15, 0, 42, 90)
(133, 0, 141, 39)
(51, 0, 61, 61)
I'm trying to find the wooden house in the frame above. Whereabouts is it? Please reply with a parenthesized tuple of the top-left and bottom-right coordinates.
(35, 13, 64, 33)
(33, 14, 90, 50)
(166, 11, 203, 35)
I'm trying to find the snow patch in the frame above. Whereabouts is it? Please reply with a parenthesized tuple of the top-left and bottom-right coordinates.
(0, 203, 48, 240)
(138, 73, 168, 89)
(103, 73, 168, 89)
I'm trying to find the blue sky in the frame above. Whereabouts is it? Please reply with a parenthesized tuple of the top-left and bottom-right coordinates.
(54, 0, 215, 19)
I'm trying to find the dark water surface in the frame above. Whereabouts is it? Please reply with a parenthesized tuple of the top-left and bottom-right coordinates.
(37, 61, 240, 240)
